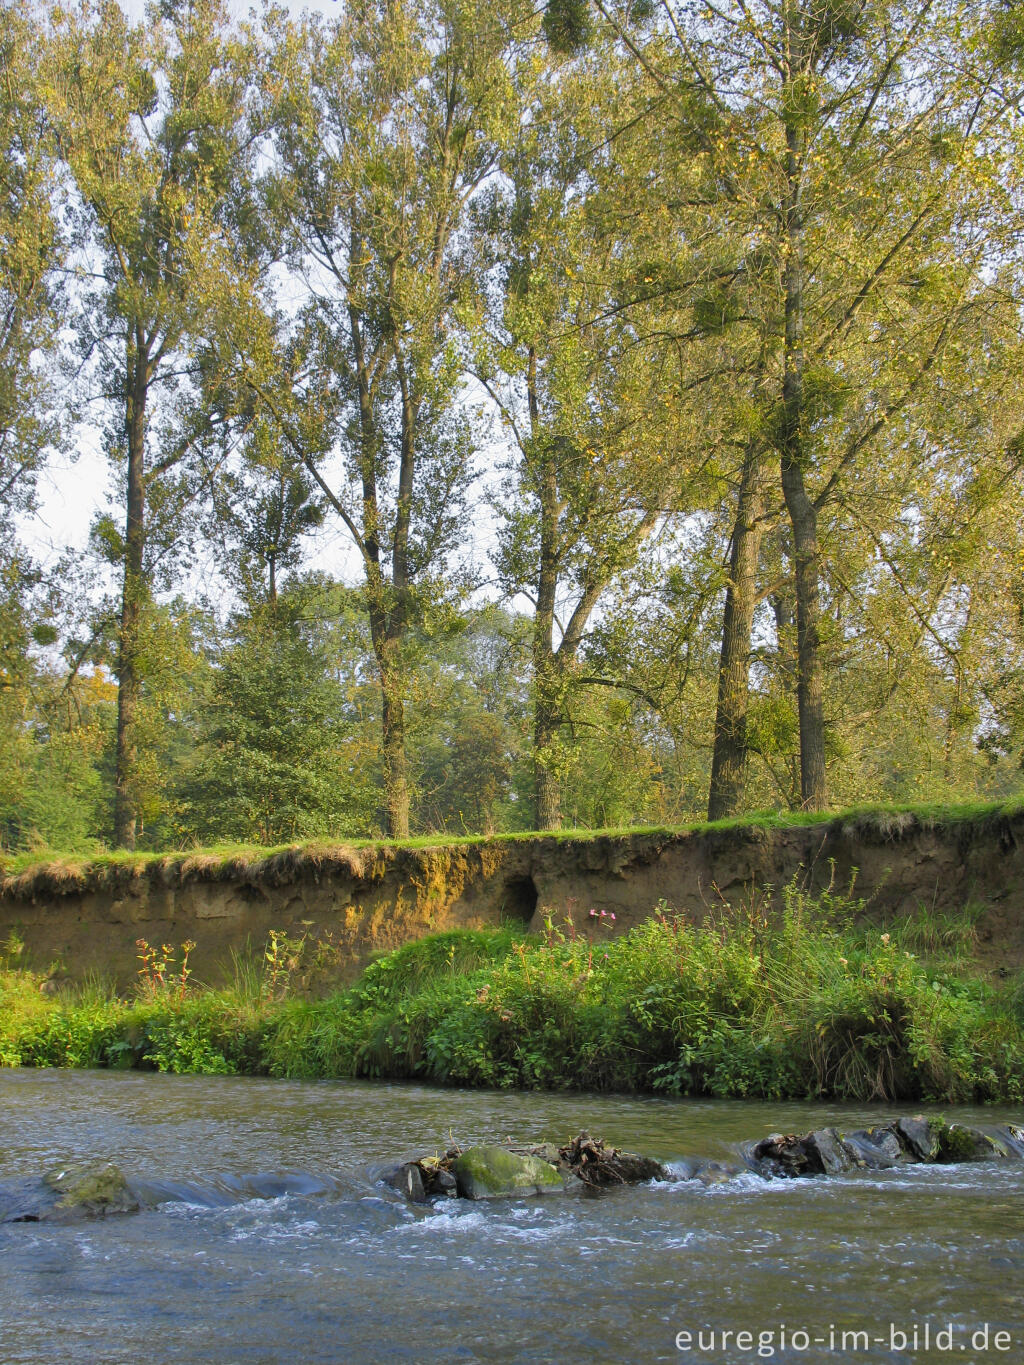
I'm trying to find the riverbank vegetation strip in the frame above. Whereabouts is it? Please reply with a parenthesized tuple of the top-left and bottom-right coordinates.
(3, 885, 1022, 1103)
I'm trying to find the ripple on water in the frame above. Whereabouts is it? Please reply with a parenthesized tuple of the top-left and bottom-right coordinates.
(1, 1070, 1023, 1365)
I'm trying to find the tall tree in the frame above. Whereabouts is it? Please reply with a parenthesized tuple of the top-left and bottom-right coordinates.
(44, 0, 258, 846)
(477, 57, 705, 828)
(234, 0, 527, 836)
(592, 0, 1009, 810)
(0, 0, 62, 529)
(707, 441, 773, 818)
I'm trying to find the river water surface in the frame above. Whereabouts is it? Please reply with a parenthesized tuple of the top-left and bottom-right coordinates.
(0, 1069, 1022, 1364)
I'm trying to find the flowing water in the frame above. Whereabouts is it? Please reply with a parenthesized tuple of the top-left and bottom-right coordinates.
(1, 1069, 1022, 1364)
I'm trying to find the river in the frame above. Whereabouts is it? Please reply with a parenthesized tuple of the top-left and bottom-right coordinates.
(1, 1069, 1021, 1363)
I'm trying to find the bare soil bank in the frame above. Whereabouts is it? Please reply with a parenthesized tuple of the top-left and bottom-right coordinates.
(2, 809, 1022, 986)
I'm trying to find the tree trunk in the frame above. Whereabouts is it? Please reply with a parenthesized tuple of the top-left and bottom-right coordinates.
(779, 102, 827, 810)
(113, 337, 148, 849)
(770, 580, 801, 808)
(530, 346, 563, 831)
(532, 550, 564, 831)
(380, 651, 410, 839)
(781, 462, 827, 807)
(349, 285, 413, 841)
(708, 445, 767, 820)
(533, 684, 562, 831)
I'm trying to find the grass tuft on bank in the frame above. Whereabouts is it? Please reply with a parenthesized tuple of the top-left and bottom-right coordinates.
(2, 883, 1023, 1103)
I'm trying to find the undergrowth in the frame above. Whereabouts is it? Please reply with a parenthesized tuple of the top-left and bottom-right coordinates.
(1, 889, 1022, 1102)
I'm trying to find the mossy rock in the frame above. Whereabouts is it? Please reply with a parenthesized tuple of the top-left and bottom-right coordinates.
(42, 1161, 139, 1219)
(452, 1146, 563, 1200)
(934, 1124, 1006, 1165)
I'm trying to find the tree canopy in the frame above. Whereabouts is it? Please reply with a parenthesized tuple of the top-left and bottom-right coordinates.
(2, 0, 1023, 854)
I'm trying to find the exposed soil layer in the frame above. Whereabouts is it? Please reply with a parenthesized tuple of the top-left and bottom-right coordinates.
(2, 809, 1023, 986)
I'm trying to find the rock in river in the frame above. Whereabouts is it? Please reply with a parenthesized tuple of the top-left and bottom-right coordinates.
(894, 1115, 940, 1162)
(42, 1160, 140, 1219)
(748, 1115, 1024, 1179)
(2, 1160, 139, 1223)
(936, 1124, 1009, 1163)
(452, 1146, 564, 1200)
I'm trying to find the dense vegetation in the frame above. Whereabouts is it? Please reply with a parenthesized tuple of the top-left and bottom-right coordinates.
(4, 0, 1024, 856)
(2, 887, 1022, 1101)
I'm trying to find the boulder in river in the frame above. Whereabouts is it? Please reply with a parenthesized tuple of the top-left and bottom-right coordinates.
(748, 1116, 1024, 1179)
(841, 1126, 904, 1168)
(809, 1128, 855, 1175)
(750, 1130, 847, 1177)
(377, 1149, 463, 1201)
(42, 1161, 140, 1220)
(381, 1161, 428, 1204)
(379, 1133, 669, 1203)
(935, 1124, 1009, 1164)
(2, 1161, 140, 1223)
(452, 1146, 564, 1200)
(894, 1115, 940, 1162)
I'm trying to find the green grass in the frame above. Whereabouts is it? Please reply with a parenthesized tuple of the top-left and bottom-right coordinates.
(4, 797, 1021, 885)
(2, 888, 1023, 1103)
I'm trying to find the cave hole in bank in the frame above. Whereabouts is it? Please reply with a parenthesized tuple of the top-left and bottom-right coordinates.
(501, 875, 539, 926)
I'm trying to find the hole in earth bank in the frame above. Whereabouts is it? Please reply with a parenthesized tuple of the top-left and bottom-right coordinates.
(502, 875, 539, 926)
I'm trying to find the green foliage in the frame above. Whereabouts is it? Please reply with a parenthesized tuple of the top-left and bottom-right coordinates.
(4, 893, 1022, 1101)
(137, 1007, 235, 1075)
(350, 927, 526, 1012)
(4, 0, 1024, 852)
(0, 648, 115, 857)
(0, 0, 63, 521)
(175, 590, 371, 844)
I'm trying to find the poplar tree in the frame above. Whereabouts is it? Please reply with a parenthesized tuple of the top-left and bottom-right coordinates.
(44, 0, 257, 846)
(477, 52, 714, 828)
(0, 0, 62, 530)
(236, 0, 527, 837)
(591, 0, 1008, 811)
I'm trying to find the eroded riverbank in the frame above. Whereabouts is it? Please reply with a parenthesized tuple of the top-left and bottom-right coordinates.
(5, 805, 1024, 988)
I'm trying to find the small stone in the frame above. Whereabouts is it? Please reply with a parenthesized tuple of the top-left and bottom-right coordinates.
(432, 1168, 457, 1196)
(381, 1162, 427, 1203)
(527, 1143, 563, 1167)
